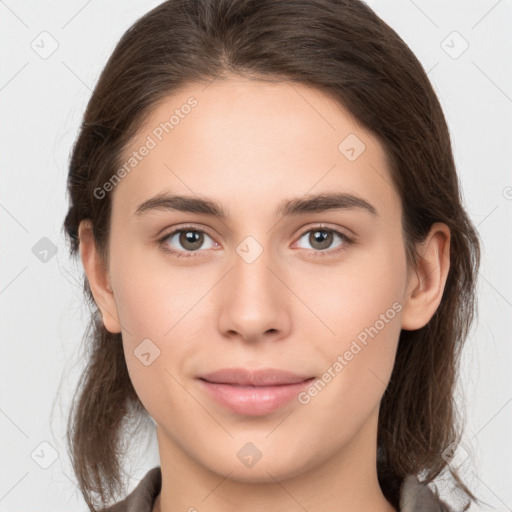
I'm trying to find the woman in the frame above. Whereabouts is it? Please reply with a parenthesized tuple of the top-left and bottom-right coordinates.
(63, 1, 482, 511)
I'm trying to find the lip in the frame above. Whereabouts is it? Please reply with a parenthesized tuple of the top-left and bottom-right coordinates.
(200, 367, 313, 386)
(197, 368, 315, 416)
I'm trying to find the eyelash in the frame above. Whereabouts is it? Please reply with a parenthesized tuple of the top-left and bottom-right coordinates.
(157, 224, 355, 259)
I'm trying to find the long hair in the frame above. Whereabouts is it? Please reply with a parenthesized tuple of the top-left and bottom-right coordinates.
(62, 1, 482, 510)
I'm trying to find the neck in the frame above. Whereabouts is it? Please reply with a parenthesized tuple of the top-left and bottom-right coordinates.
(153, 408, 396, 512)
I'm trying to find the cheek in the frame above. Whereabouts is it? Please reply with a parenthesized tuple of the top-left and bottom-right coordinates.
(110, 242, 209, 338)
(110, 248, 221, 398)
(293, 243, 407, 343)
(293, 244, 406, 400)
(114, 271, 201, 420)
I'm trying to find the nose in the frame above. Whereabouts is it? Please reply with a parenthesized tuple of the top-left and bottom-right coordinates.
(216, 239, 291, 344)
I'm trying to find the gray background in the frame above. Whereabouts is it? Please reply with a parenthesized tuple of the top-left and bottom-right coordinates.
(1, 0, 511, 510)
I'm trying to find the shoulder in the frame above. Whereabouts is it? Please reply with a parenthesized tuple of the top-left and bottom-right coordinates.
(103, 466, 161, 512)
(399, 474, 454, 512)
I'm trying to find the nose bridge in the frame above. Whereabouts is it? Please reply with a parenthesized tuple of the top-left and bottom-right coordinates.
(232, 233, 278, 305)
(218, 233, 289, 340)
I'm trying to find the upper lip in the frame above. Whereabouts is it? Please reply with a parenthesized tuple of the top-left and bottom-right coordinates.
(199, 368, 314, 386)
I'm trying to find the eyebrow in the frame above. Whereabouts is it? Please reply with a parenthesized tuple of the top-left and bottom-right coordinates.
(134, 191, 379, 218)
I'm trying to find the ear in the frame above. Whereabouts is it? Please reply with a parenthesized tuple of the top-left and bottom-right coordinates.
(401, 222, 451, 331)
(78, 219, 122, 334)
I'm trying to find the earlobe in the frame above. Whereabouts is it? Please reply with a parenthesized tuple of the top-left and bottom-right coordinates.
(401, 222, 451, 331)
(78, 220, 122, 334)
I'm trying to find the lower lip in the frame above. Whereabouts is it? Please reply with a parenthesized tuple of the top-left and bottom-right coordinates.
(197, 378, 315, 416)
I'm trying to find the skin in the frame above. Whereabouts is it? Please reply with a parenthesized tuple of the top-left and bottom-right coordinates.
(78, 77, 450, 512)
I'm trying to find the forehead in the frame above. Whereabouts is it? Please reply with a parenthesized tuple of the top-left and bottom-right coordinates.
(111, 79, 400, 222)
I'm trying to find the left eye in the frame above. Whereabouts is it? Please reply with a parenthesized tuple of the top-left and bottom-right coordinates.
(295, 228, 351, 253)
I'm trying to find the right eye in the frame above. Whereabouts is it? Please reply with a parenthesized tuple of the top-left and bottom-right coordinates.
(158, 226, 218, 258)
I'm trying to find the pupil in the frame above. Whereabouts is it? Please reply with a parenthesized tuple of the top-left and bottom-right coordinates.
(181, 231, 202, 250)
(311, 230, 331, 250)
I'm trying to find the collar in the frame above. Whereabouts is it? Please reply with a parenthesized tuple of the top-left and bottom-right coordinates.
(105, 466, 453, 512)
(399, 474, 454, 511)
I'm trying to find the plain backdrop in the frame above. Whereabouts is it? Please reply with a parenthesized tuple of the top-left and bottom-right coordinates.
(1, 0, 511, 511)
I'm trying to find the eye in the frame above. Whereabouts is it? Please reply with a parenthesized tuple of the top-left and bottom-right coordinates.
(295, 227, 354, 256)
(157, 224, 354, 259)
(158, 226, 217, 258)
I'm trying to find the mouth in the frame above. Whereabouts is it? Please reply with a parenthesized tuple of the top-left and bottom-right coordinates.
(197, 368, 316, 416)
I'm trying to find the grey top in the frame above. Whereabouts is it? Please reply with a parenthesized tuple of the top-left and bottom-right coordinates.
(103, 466, 454, 512)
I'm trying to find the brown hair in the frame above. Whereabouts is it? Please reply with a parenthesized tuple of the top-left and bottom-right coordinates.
(62, 0, 482, 510)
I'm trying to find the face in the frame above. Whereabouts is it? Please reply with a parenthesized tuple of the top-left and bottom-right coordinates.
(89, 78, 419, 482)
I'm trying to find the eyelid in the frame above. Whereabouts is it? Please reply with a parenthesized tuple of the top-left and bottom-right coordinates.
(156, 222, 214, 239)
(294, 222, 356, 241)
